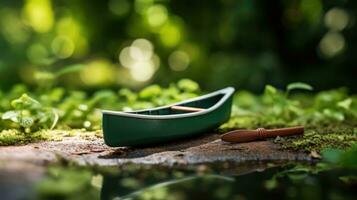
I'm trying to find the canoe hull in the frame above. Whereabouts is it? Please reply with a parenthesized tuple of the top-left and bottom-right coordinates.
(102, 88, 234, 147)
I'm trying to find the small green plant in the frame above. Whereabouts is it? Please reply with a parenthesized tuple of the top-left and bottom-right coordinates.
(311, 89, 357, 123)
(222, 82, 314, 129)
(223, 82, 357, 129)
(1, 94, 58, 133)
(261, 82, 313, 124)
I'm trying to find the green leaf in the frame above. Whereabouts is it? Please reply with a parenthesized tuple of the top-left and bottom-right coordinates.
(286, 82, 313, 92)
(11, 94, 41, 109)
(177, 79, 199, 92)
(265, 85, 277, 95)
(50, 109, 59, 130)
(90, 90, 116, 105)
(337, 98, 352, 110)
(119, 88, 137, 103)
(19, 117, 34, 128)
(288, 104, 303, 115)
(323, 109, 345, 121)
(2, 111, 20, 122)
(55, 64, 85, 77)
(139, 85, 162, 99)
(34, 71, 55, 82)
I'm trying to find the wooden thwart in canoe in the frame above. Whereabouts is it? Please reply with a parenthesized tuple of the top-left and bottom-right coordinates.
(102, 87, 235, 147)
(170, 105, 206, 112)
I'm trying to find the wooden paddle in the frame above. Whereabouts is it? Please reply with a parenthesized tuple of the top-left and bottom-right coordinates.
(171, 105, 206, 112)
(221, 126, 304, 143)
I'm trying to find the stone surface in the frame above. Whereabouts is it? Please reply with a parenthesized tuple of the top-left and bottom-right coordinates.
(0, 132, 311, 169)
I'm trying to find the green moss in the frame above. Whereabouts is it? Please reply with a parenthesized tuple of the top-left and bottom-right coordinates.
(0, 129, 103, 146)
(0, 129, 47, 145)
(275, 124, 357, 152)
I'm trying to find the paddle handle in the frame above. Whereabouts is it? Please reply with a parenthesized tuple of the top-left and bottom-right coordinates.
(221, 126, 304, 143)
(171, 105, 206, 112)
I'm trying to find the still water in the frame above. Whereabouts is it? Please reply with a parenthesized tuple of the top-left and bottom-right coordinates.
(1, 162, 356, 200)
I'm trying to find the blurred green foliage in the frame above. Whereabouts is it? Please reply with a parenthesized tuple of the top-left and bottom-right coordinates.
(0, 79, 200, 132)
(0, 0, 357, 91)
(222, 84, 357, 129)
(2, 93, 58, 132)
(36, 166, 99, 200)
(323, 144, 357, 168)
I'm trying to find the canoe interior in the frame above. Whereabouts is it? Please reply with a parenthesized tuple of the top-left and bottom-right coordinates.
(129, 94, 224, 116)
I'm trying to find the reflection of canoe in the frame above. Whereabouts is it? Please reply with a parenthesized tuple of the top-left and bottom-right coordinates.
(102, 87, 235, 147)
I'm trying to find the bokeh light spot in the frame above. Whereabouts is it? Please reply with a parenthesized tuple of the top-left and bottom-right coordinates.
(56, 17, 88, 57)
(23, 0, 54, 33)
(118, 38, 159, 82)
(169, 50, 190, 71)
(159, 21, 182, 47)
(0, 8, 29, 44)
(130, 61, 155, 82)
(324, 8, 349, 31)
(130, 38, 153, 61)
(152, 54, 161, 70)
(119, 47, 135, 68)
(135, 0, 154, 14)
(51, 36, 75, 59)
(27, 43, 48, 63)
(80, 59, 117, 86)
(146, 5, 168, 27)
(319, 31, 345, 58)
(132, 38, 153, 53)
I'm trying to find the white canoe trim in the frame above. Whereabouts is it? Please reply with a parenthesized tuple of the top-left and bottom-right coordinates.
(101, 87, 235, 119)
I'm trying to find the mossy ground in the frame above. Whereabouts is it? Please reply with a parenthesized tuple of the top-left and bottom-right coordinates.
(0, 129, 46, 146)
(274, 123, 357, 152)
(0, 129, 102, 146)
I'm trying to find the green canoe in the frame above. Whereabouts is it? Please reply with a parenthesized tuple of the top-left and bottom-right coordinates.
(102, 87, 235, 147)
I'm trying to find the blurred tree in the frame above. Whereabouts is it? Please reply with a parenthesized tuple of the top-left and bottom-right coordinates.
(0, 0, 356, 92)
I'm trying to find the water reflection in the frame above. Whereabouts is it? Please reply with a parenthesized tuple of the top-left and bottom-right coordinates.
(98, 165, 357, 200)
(6, 163, 351, 199)
(101, 174, 234, 200)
